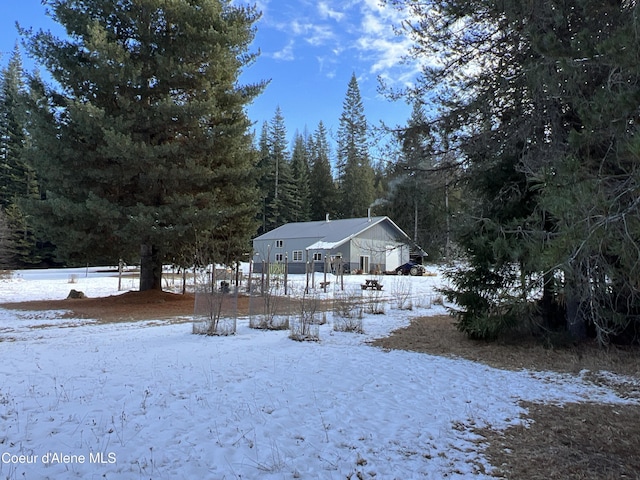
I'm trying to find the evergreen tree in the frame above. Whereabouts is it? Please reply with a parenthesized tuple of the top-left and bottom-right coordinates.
(290, 130, 311, 222)
(336, 73, 375, 218)
(392, 0, 640, 343)
(255, 107, 297, 232)
(308, 121, 337, 220)
(380, 101, 453, 261)
(268, 107, 296, 228)
(21, 0, 265, 290)
(0, 46, 34, 206)
(0, 46, 41, 266)
(255, 121, 271, 235)
(0, 207, 13, 268)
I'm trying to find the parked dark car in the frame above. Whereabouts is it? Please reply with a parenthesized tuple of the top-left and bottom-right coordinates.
(395, 261, 426, 276)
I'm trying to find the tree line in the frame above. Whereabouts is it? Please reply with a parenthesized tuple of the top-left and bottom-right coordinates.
(0, 0, 453, 287)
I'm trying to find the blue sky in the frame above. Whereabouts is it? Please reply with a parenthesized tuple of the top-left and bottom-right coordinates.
(0, 0, 420, 146)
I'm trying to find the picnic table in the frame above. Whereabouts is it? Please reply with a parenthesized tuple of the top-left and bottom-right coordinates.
(361, 279, 383, 290)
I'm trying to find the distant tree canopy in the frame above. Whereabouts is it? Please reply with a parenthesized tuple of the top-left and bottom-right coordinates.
(20, 0, 265, 290)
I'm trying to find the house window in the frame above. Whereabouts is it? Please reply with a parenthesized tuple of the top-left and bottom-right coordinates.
(293, 250, 304, 262)
(313, 252, 322, 262)
(275, 240, 283, 248)
(275, 253, 283, 262)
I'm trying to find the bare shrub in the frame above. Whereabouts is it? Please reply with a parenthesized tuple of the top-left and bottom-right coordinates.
(290, 291, 322, 341)
(390, 277, 413, 310)
(363, 288, 385, 315)
(333, 288, 363, 320)
(249, 274, 290, 330)
(193, 285, 237, 336)
(333, 315, 364, 334)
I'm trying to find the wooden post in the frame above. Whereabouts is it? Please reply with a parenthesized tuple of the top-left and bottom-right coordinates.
(284, 254, 289, 296)
(305, 250, 310, 294)
(118, 258, 123, 291)
(266, 244, 271, 294)
(211, 262, 216, 294)
(323, 255, 328, 293)
(248, 259, 253, 294)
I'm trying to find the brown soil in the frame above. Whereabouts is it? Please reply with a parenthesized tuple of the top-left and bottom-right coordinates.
(1, 290, 199, 323)
(0, 290, 332, 324)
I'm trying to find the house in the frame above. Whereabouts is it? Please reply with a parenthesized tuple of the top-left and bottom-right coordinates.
(252, 215, 421, 274)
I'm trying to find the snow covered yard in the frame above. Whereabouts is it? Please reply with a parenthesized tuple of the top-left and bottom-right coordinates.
(0, 268, 635, 479)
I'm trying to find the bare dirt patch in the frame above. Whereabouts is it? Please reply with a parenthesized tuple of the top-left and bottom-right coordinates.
(372, 314, 640, 479)
(0, 290, 333, 324)
(1, 290, 199, 323)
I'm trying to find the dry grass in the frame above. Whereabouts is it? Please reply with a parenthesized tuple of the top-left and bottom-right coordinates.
(372, 315, 640, 480)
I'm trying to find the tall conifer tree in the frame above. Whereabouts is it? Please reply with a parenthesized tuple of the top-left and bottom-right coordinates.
(309, 121, 337, 220)
(21, 0, 265, 290)
(392, 0, 640, 342)
(290, 131, 311, 222)
(255, 107, 296, 232)
(0, 46, 35, 208)
(381, 101, 451, 259)
(336, 73, 374, 218)
(0, 47, 41, 266)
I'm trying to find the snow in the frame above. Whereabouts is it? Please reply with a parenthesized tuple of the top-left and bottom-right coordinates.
(0, 267, 635, 479)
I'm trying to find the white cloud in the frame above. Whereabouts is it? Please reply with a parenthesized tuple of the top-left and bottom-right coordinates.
(361, 11, 386, 36)
(316, 55, 339, 79)
(271, 39, 295, 61)
(288, 19, 335, 46)
(305, 24, 335, 46)
(318, 1, 345, 22)
(351, 1, 424, 87)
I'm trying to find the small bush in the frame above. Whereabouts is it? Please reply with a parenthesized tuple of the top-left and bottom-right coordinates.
(333, 290, 363, 319)
(390, 277, 413, 310)
(333, 316, 364, 334)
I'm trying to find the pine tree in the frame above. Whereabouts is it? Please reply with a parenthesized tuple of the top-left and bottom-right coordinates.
(393, 0, 640, 343)
(0, 46, 42, 266)
(0, 207, 14, 269)
(308, 121, 337, 220)
(0, 46, 34, 207)
(21, 0, 265, 290)
(290, 130, 311, 222)
(255, 107, 297, 232)
(255, 121, 271, 235)
(336, 73, 374, 218)
(380, 101, 451, 260)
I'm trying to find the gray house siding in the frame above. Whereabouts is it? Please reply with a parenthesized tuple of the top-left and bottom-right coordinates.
(252, 217, 413, 275)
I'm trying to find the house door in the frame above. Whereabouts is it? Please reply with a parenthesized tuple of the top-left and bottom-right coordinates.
(359, 255, 369, 274)
(385, 245, 401, 271)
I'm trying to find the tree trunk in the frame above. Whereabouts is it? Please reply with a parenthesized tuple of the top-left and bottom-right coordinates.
(140, 243, 162, 291)
(541, 270, 559, 330)
(566, 296, 587, 341)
